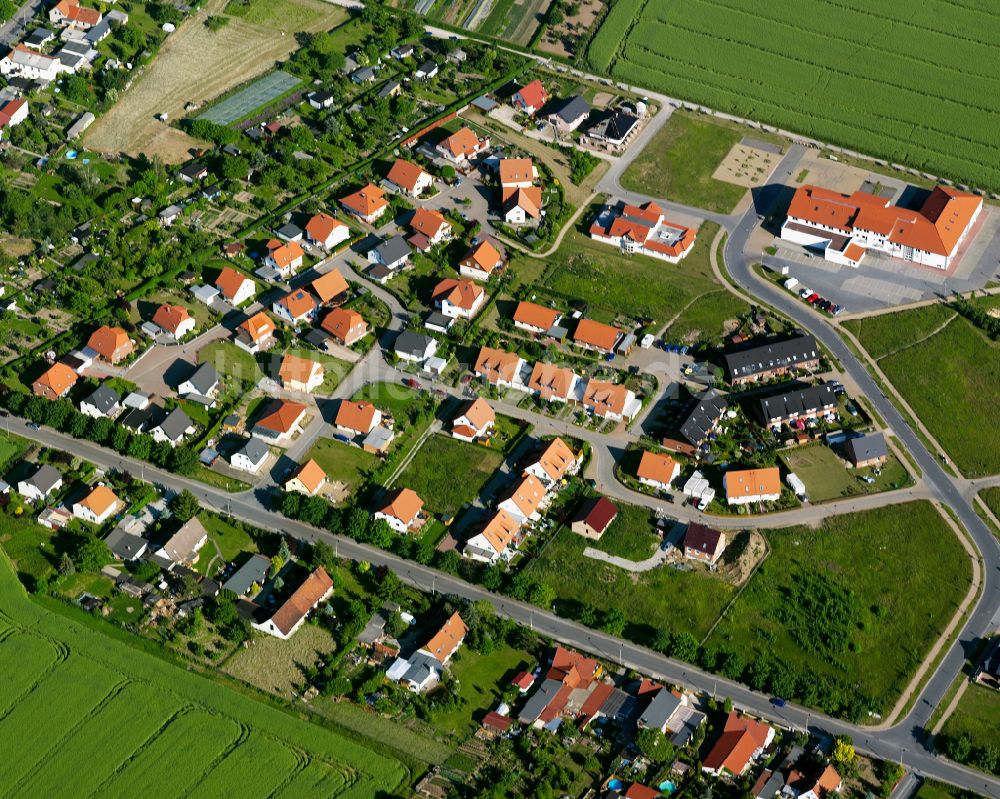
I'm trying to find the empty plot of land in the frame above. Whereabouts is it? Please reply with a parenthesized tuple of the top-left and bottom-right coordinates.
(199, 70, 302, 125)
(85, 0, 346, 162)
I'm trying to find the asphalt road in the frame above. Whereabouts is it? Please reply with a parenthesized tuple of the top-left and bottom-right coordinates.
(0, 0, 43, 48)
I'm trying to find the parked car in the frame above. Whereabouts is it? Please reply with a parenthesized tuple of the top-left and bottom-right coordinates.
(770, 697, 786, 708)
(403, 377, 422, 389)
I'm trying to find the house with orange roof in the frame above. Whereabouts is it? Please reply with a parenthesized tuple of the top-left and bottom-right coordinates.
(152, 303, 195, 340)
(503, 186, 542, 225)
(86, 325, 133, 364)
(310, 269, 349, 305)
(335, 400, 381, 436)
(702, 711, 774, 776)
(214, 267, 255, 306)
(523, 437, 579, 485)
(278, 353, 324, 393)
(387, 611, 467, 692)
(408, 207, 452, 248)
(235, 311, 276, 353)
(498, 157, 537, 189)
(451, 397, 495, 442)
(432, 278, 486, 319)
(436, 126, 491, 164)
(498, 473, 547, 523)
(582, 379, 640, 422)
(782, 183, 982, 270)
(573, 318, 621, 353)
(527, 361, 580, 404)
(473, 346, 526, 389)
(305, 212, 350, 250)
(374, 487, 424, 533)
(636, 450, 680, 491)
(32, 362, 78, 400)
(49, 0, 101, 29)
(459, 238, 505, 281)
(590, 200, 697, 263)
(386, 158, 434, 196)
(463, 509, 521, 564)
(513, 301, 561, 335)
(264, 239, 304, 277)
(724, 467, 781, 506)
(321, 307, 368, 345)
(272, 288, 318, 326)
(252, 567, 334, 639)
(783, 763, 843, 799)
(512, 79, 547, 115)
(72, 484, 119, 525)
(252, 399, 307, 444)
(423, 611, 468, 665)
(284, 458, 327, 496)
(340, 183, 389, 224)
(518, 645, 602, 726)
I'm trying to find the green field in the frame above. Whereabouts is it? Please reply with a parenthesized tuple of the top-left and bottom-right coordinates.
(531, 222, 749, 338)
(307, 438, 379, 493)
(914, 780, 984, 799)
(843, 304, 956, 360)
(352, 382, 423, 419)
(707, 501, 972, 713)
(853, 311, 1000, 477)
(587, 0, 1000, 191)
(620, 111, 752, 213)
(199, 340, 264, 383)
(980, 487, 1000, 524)
(779, 444, 910, 503)
(0, 549, 406, 797)
(196, 513, 257, 576)
(588, 502, 659, 561)
(397, 434, 503, 517)
(527, 524, 734, 642)
(937, 682, 1000, 775)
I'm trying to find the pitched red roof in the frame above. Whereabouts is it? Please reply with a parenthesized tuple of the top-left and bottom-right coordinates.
(267, 567, 333, 636)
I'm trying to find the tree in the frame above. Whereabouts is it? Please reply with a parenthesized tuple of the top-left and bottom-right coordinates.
(346, 507, 369, 540)
(601, 607, 626, 636)
(133, 560, 162, 584)
(635, 728, 675, 764)
(831, 736, 857, 772)
(170, 446, 199, 476)
(58, 552, 75, 576)
(669, 631, 700, 662)
(71, 534, 111, 572)
(170, 489, 200, 521)
(221, 155, 250, 181)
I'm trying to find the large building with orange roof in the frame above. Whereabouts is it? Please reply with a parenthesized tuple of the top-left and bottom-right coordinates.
(263, 239, 304, 277)
(86, 325, 133, 364)
(723, 466, 781, 506)
(451, 397, 495, 442)
(374, 487, 424, 534)
(152, 303, 195, 340)
(214, 267, 256, 306)
(32, 362, 78, 400)
(523, 437, 579, 485)
(463, 509, 521, 564)
(432, 278, 486, 319)
(497, 473, 548, 522)
(459, 238, 505, 281)
(527, 361, 579, 403)
(321, 307, 367, 345)
(72, 484, 120, 525)
(436, 127, 491, 163)
(252, 399, 307, 444)
(386, 158, 433, 196)
(340, 183, 389, 224)
(782, 183, 982, 270)
(474, 346, 526, 389)
(636, 450, 680, 491)
(305, 212, 349, 250)
(572, 318, 622, 353)
(590, 200, 697, 263)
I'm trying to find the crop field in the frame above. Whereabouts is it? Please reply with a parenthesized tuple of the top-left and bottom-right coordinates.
(0, 551, 407, 797)
(85, 0, 346, 161)
(587, 0, 1000, 191)
(476, 0, 550, 45)
(198, 70, 302, 125)
(850, 308, 1000, 477)
(707, 502, 972, 712)
(397, 434, 504, 516)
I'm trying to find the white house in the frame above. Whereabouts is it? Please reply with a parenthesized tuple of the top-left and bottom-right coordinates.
(451, 397, 495, 443)
(17, 464, 63, 502)
(231, 438, 269, 474)
(272, 288, 318, 326)
(497, 474, 547, 524)
(252, 567, 334, 639)
(215, 267, 256, 306)
(394, 331, 438, 363)
(374, 488, 424, 534)
(0, 45, 60, 82)
(589, 201, 696, 263)
(79, 385, 121, 419)
(432, 278, 486, 320)
(72, 485, 120, 525)
(463, 509, 520, 564)
(305, 212, 350, 250)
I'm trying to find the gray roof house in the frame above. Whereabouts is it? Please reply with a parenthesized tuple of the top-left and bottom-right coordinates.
(547, 95, 590, 131)
(104, 527, 148, 560)
(79, 384, 122, 419)
(394, 331, 438, 362)
(230, 437, 269, 474)
(722, 333, 820, 383)
(149, 407, 194, 446)
(154, 517, 209, 569)
(368, 235, 411, 270)
(276, 222, 302, 241)
(177, 362, 219, 399)
(222, 553, 271, 596)
(638, 688, 684, 733)
(678, 389, 728, 448)
(351, 65, 378, 84)
(17, 464, 63, 501)
(119, 406, 153, 433)
(845, 432, 888, 466)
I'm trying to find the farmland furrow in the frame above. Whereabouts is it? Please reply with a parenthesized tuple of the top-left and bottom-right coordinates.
(0, 632, 62, 718)
(186, 733, 303, 799)
(263, 742, 311, 799)
(177, 719, 252, 798)
(817, 0, 1000, 48)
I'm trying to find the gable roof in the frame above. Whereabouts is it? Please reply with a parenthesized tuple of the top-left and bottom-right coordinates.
(637, 450, 678, 485)
(53, 0, 101, 25)
(722, 334, 819, 380)
(321, 307, 366, 339)
(277, 288, 317, 318)
(290, 458, 326, 494)
(550, 94, 590, 123)
(35, 362, 78, 396)
(440, 126, 483, 159)
(530, 437, 577, 481)
(183, 361, 218, 395)
(514, 78, 546, 109)
(236, 437, 269, 465)
(582, 380, 630, 416)
(476, 509, 521, 555)
(514, 301, 560, 331)
(684, 522, 724, 554)
(395, 330, 435, 358)
(846, 432, 888, 462)
(267, 567, 333, 637)
(278, 353, 321, 385)
(703, 712, 772, 774)
(573, 318, 621, 351)
(501, 473, 546, 517)
(499, 157, 534, 185)
(310, 269, 349, 303)
(679, 389, 728, 447)
(378, 487, 423, 523)
(305, 212, 347, 243)
(373, 234, 411, 264)
(215, 267, 252, 301)
(161, 517, 208, 563)
(474, 346, 521, 383)
(433, 278, 484, 310)
(341, 182, 388, 217)
(78, 484, 118, 516)
(462, 239, 504, 274)
(335, 400, 379, 433)
(155, 407, 193, 440)
(422, 611, 468, 664)
(528, 361, 576, 399)
(83, 384, 120, 414)
(572, 496, 618, 535)
(86, 325, 130, 360)
(387, 158, 430, 192)
(255, 399, 306, 434)
(725, 467, 781, 500)
(25, 463, 62, 493)
(456, 397, 495, 431)
(410, 207, 450, 238)
(152, 303, 191, 334)
(268, 240, 304, 269)
(239, 311, 274, 342)
(502, 186, 542, 218)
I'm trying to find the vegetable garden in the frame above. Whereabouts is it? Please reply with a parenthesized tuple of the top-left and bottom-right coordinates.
(587, 0, 1000, 190)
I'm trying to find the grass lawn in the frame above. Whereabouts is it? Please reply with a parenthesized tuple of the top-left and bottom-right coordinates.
(531, 222, 728, 332)
(707, 501, 972, 712)
(620, 111, 754, 214)
(0, 433, 30, 471)
(282, 348, 352, 395)
(663, 288, 751, 347)
(871, 315, 1000, 477)
(195, 512, 257, 576)
(980, 487, 1000, 523)
(352, 382, 423, 419)
(0, 513, 58, 579)
(914, 781, 977, 799)
(777, 444, 906, 504)
(589, 502, 659, 561)
(527, 525, 734, 642)
(843, 304, 956, 360)
(937, 682, 1000, 765)
(429, 643, 533, 739)
(198, 340, 263, 383)
(306, 438, 378, 493)
(190, 466, 251, 493)
(397, 435, 503, 517)
(224, 622, 336, 697)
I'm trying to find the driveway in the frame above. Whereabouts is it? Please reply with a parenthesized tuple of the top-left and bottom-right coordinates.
(124, 325, 230, 397)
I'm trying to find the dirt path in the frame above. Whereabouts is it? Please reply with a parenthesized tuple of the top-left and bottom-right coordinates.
(85, 0, 346, 162)
(873, 312, 958, 361)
